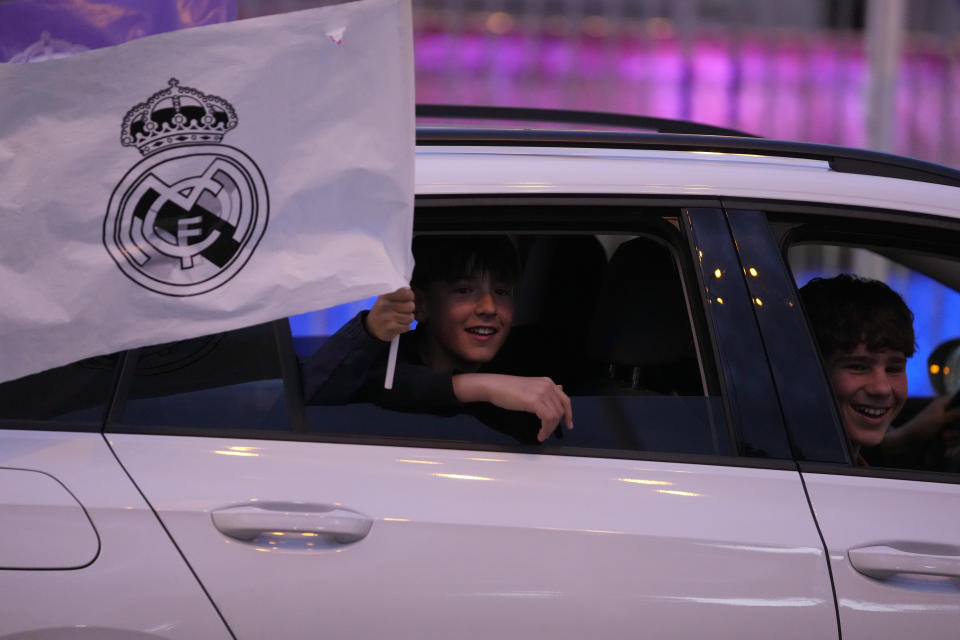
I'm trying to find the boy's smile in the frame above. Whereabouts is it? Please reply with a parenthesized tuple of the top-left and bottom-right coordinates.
(417, 275, 514, 371)
(825, 343, 907, 453)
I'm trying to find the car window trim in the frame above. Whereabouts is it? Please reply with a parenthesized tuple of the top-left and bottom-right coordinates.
(798, 461, 960, 485)
(683, 207, 794, 459)
(0, 420, 105, 433)
(723, 197, 960, 233)
(272, 319, 307, 433)
(98, 422, 800, 470)
(723, 207, 850, 464)
(104, 349, 138, 430)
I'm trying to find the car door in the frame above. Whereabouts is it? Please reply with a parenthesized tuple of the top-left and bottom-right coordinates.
(0, 358, 231, 638)
(106, 202, 839, 639)
(727, 205, 960, 640)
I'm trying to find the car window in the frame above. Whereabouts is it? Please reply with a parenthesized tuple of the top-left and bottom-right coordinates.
(0, 354, 119, 427)
(296, 229, 730, 457)
(785, 224, 960, 475)
(789, 244, 960, 397)
(115, 323, 290, 433)
(102, 207, 783, 463)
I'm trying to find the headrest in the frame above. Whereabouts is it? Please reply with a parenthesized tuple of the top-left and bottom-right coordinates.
(587, 237, 695, 365)
(514, 235, 607, 327)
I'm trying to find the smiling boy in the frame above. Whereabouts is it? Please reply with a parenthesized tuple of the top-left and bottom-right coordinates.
(799, 275, 914, 464)
(303, 235, 573, 443)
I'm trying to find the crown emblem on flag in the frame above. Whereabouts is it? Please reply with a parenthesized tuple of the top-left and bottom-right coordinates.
(121, 78, 238, 155)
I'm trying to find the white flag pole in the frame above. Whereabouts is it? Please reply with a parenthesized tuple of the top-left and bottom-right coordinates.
(384, 335, 400, 389)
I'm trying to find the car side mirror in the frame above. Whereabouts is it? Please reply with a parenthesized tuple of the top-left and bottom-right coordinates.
(928, 338, 960, 397)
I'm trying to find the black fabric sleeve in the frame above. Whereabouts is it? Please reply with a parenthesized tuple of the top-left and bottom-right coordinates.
(301, 311, 389, 405)
(362, 347, 461, 412)
(303, 318, 541, 444)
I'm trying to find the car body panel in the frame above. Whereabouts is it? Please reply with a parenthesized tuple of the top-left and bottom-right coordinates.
(109, 434, 838, 639)
(415, 147, 960, 219)
(0, 430, 230, 639)
(0, 467, 99, 569)
(802, 473, 960, 640)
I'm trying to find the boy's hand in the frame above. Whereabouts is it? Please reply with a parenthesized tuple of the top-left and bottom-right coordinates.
(364, 287, 415, 342)
(896, 395, 960, 441)
(452, 373, 574, 442)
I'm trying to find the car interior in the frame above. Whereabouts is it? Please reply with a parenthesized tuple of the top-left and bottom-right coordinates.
(289, 226, 727, 455)
(0, 218, 729, 457)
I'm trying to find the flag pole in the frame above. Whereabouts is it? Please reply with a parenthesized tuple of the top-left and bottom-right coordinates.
(384, 334, 399, 389)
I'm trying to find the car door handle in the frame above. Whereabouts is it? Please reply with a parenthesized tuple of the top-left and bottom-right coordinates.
(848, 544, 960, 580)
(211, 502, 373, 543)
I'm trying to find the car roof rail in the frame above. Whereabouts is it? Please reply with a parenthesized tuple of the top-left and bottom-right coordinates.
(416, 127, 960, 189)
(416, 104, 760, 138)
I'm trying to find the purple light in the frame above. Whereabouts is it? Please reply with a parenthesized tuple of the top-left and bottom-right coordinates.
(414, 26, 958, 163)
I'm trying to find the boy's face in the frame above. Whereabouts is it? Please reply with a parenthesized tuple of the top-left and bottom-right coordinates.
(416, 273, 515, 371)
(825, 343, 907, 450)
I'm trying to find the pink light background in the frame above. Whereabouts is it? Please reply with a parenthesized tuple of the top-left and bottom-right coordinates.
(414, 26, 959, 167)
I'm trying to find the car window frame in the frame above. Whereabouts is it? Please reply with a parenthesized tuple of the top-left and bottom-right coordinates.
(98, 195, 798, 469)
(681, 205, 796, 461)
(738, 199, 960, 483)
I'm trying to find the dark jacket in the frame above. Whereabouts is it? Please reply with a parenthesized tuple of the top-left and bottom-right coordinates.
(302, 312, 550, 443)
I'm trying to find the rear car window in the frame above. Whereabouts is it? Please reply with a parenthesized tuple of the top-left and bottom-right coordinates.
(116, 323, 289, 432)
(783, 215, 960, 475)
(0, 355, 119, 427)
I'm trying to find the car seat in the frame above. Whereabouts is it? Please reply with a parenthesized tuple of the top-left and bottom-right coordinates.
(512, 235, 608, 386)
(584, 236, 701, 395)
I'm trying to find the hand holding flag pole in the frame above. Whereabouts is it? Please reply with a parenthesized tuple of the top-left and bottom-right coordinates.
(365, 287, 416, 390)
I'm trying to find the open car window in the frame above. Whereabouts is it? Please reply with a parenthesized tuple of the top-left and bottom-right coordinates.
(96, 203, 798, 464)
(786, 228, 960, 475)
(97, 200, 791, 462)
(296, 228, 731, 457)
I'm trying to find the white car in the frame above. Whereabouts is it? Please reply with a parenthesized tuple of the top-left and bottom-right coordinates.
(2, 106, 959, 639)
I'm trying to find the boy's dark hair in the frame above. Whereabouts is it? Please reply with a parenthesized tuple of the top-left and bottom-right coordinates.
(411, 235, 519, 289)
(799, 274, 916, 357)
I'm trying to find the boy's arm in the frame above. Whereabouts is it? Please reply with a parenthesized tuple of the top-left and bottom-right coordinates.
(301, 311, 388, 405)
(366, 360, 462, 411)
(302, 288, 416, 405)
(367, 369, 572, 443)
(453, 373, 574, 442)
(877, 395, 960, 465)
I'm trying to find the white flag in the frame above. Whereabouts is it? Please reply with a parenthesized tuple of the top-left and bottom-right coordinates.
(0, 0, 414, 384)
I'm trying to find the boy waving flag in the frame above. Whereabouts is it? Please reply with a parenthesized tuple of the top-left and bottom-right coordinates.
(0, 0, 415, 384)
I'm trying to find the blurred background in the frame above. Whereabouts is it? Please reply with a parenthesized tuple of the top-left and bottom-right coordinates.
(6, 0, 957, 162)
(239, 0, 960, 166)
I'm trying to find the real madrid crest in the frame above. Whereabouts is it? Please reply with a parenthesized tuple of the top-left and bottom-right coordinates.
(104, 78, 269, 296)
